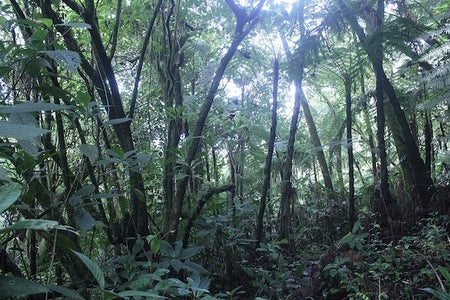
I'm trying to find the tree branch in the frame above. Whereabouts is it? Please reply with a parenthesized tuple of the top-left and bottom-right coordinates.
(182, 184, 235, 248)
(108, 0, 122, 60)
(128, 0, 164, 119)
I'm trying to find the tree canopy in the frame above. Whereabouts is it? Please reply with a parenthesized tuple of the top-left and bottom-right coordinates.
(0, 0, 449, 298)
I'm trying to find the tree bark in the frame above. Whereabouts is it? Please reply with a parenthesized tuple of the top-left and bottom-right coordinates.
(336, 0, 434, 216)
(58, 0, 149, 238)
(256, 57, 279, 244)
(170, 0, 266, 241)
(299, 89, 334, 192)
(374, 0, 394, 222)
(344, 75, 356, 230)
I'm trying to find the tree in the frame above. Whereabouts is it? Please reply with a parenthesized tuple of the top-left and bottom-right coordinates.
(256, 57, 279, 244)
(335, 0, 434, 220)
(169, 0, 266, 241)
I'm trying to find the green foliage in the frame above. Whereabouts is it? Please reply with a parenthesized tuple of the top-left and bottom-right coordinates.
(337, 220, 369, 250)
(0, 219, 76, 234)
(320, 215, 450, 299)
(0, 183, 21, 214)
(73, 250, 106, 289)
(0, 0, 449, 299)
(0, 276, 49, 298)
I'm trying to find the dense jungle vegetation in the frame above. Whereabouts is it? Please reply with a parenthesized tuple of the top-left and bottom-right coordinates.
(0, 0, 449, 299)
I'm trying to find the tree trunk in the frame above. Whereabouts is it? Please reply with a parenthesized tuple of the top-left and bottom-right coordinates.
(336, 0, 434, 217)
(344, 75, 356, 230)
(256, 57, 279, 244)
(171, 0, 265, 240)
(157, 1, 187, 236)
(424, 110, 433, 174)
(374, 0, 394, 221)
(357, 48, 378, 180)
(39, 0, 150, 239)
(300, 89, 334, 192)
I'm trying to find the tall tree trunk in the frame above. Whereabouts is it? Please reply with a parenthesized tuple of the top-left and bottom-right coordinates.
(373, 0, 394, 224)
(171, 0, 266, 241)
(424, 110, 433, 174)
(157, 1, 187, 236)
(336, 0, 434, 217)
(299, 89, 334, 192)
(357, 48, 378, 180)
(279, 77, 302, 239)
(344, 75, 356, 230)
(39, 0, 150, 239)
(256, 57, 279, 244)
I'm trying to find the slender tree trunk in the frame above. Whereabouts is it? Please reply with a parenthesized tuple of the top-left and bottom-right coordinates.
(172, 0, 265, 240)
(256, 57, 279, 244)
(337, 0, 434, 216)
(159, 26, 185, 235)
(40, 0, 150, 238)
(373, 0, 397, 229)
(279, 77, 302, 240)
(299, 89, 334, 192)
(344, 75, 356, 230)
(424, 110, 433, 174)
(356, 47, 378, 180)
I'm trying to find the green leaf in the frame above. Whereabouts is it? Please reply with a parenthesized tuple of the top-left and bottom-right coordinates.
(0, 120, 50, 141)
(129, 275, 152, 290)
(76, 92, 91, 107)
(352, 220, 362, 233)
(72, 251, 105, 289)
(277, 238, 289, 245)
(30, 29, 47, 42)
(178, 246, 200, 260)
(118, 290, 166, 298)
(104, 118, 132, 125)
(40, 50, 81, 72)
(182, 261, 208, 273)
(437, 266, 450, 282)
(106, 147, 125, 159)
(102, 289, 124, 299)
(1, 219, 77, 234)
(56, 22, 92, 29)
(73, 184, 96, 198)
(0, 276, 48, 297)
(74, 208, 96, 231)
(421, 288, 450, 300)
(79, 144, 98, 162)
(0, 183, 21, 214)
(337, 232, 354, 247)
(0, 102, 72, 113)
(151, 237, 161, 254)
(46, 284, 85, 300)
(39, 18, 53, 28)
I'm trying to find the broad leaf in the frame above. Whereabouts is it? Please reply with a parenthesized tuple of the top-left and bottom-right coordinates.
(118, 290, 166, 298)
(40, 50, 81, 72)
(74, 208, 96, 231)
(18, 139, 40, 157)
(0, 102, 72, 113)
(0, 276, 48, 297)
(421, 288, 450, 300)
(178, 246, 200, 260)
(72, 251, 105, 289)
(56, 22, 92, 29)
(0, 183, 21, 214)
(47, 284, 85, 300)
(104, 118, 132, 125)
(79, 144, 98, 162)
(1, 219, 77, 234)
(0, 121, 50, 141)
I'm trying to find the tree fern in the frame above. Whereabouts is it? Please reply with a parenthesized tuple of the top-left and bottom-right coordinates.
(418, 24, 450, 110)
